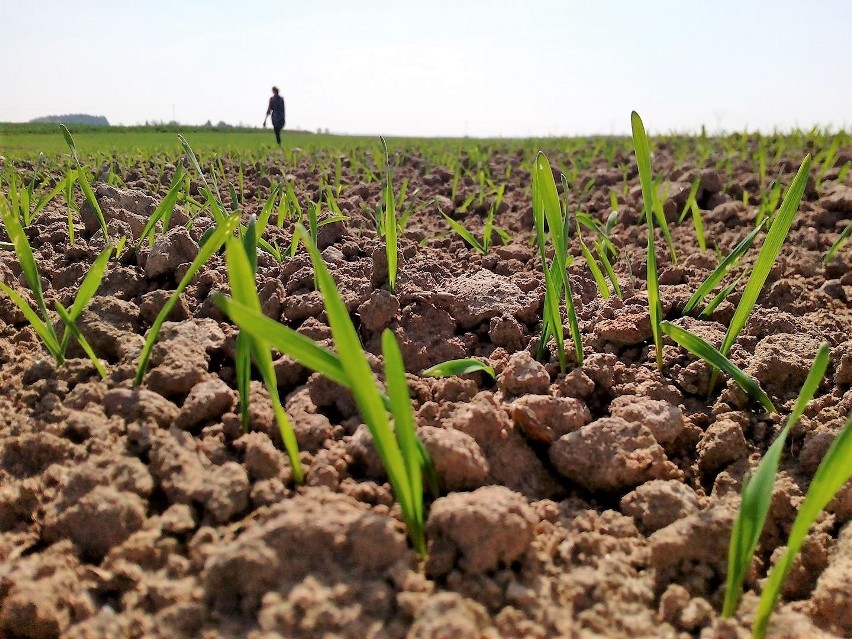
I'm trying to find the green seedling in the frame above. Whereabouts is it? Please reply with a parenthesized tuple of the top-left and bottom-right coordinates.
(223, 231, 304, 482)
(814, 135, 840, 195)
(822, 219, 852, 265)
(380, 137, 398, 291)
(577, 230, 610, 300)
(137, 165, 186, 248)
(722, 342, 829, 618)
(699, 274, 743, 318)
(711, 155, 811, 388)
(532, 151, 582, 369)
(753, 412, 852, 638)
(0, 193, 112, 368)
(660, 321, 775, 412)
(422, 358, 496, 380)
(60, 125, 110, 241)
(683, 220, 767, 315)
(631, 111, 665, 369)
(134, 212, 240, 386)
(438, 199, 502, 255)
(55, 302, 107, 379)
(596, 242, 623, 299)
(296, 225, 429, 555)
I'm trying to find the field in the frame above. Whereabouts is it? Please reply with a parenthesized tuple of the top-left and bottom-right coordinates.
(1, 121, 851, 639)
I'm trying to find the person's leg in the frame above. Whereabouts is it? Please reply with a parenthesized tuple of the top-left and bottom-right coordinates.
(274, 125, 281, 144)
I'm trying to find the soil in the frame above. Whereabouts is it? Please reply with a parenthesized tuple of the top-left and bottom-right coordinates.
(1, 141, 852, 639)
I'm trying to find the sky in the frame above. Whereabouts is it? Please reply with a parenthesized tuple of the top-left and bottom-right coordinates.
(1, 1, 850, 137)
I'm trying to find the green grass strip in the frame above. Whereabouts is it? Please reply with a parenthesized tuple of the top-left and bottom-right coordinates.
(660, 321, 775, 413)
(753, 413, 852, 638)
(722, 342, 829, 618)
(134, 212, 240, 386)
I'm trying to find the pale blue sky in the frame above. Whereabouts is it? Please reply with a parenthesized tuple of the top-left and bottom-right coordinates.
(2, 1, 850, 136)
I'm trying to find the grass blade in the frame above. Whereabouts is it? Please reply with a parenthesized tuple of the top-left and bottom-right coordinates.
(55, 302, 107, 379)
(0, 192, 55, 333)
(439, 210, 485, 254)
(632, 112, 665, 368)
(382, 329, 426, 556)
(0, 282, 62, 361)
(60, 245, 112, 354)
(134, 212, 240, 386)
(422, 358, 495, 379)
(381, 137, 398, 290)
(224, 234, 303, 482)
(823, 219, 852, 265)
(683, 221, 766, 314)
(753, 413, 852, 638)
(722, 343, 829, 617)
(137, 166, 186, 248)
(661, 321, 775, 413)
(720, 155, 812, 359)
(297, 225, 421, 550)
(215, 296, 348, 387)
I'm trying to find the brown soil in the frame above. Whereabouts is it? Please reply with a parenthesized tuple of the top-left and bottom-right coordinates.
(1, 144, 852, 639)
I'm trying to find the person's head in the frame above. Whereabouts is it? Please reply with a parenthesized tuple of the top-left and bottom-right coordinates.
(272, 86, 279, 95)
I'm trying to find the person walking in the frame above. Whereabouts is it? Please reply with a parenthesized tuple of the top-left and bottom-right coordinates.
(263, 86, 286, 144)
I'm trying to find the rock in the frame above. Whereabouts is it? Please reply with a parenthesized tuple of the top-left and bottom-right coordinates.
(43, 486, 146, 559)
(511, 395, 591, 443)
(145, 226, 199, 279)
(408, 593, 491, 639)
(426, 486, 536, 577)
(81, 183, 155, 238)
(488, 315, 526, 351)
(818, 184, 852, 213)
(204, 489, 406, 612)
(497, 351, 550, 396)
(237, 432, 286, 481)
(175, 378, 235, 429)
(549, 417, 678, 492)
(620, 480, 704, 535)
(697, 418, 748, 475)
(609, 395, 685, 445)
(811, 521, 852, 635)
(443, 269, 538, 329)
(145, 319, 225, 397)
(648, 507, 735, 597)
(819, 279, 846, 301)
(417, 425, 489, 492)
(357, 288, 399, 331)
(595, 307, 653, 346)
(103, 387, 178, 427)
(745, 333, 822, 397)
(200, 462, 249, 523)
(835, 340, 852, 386)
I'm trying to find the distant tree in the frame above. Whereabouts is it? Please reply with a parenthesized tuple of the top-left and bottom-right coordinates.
(30, 114, 109, 126)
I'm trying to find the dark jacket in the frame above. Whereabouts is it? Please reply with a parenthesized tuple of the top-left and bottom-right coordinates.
(268, 95, 285, 127)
